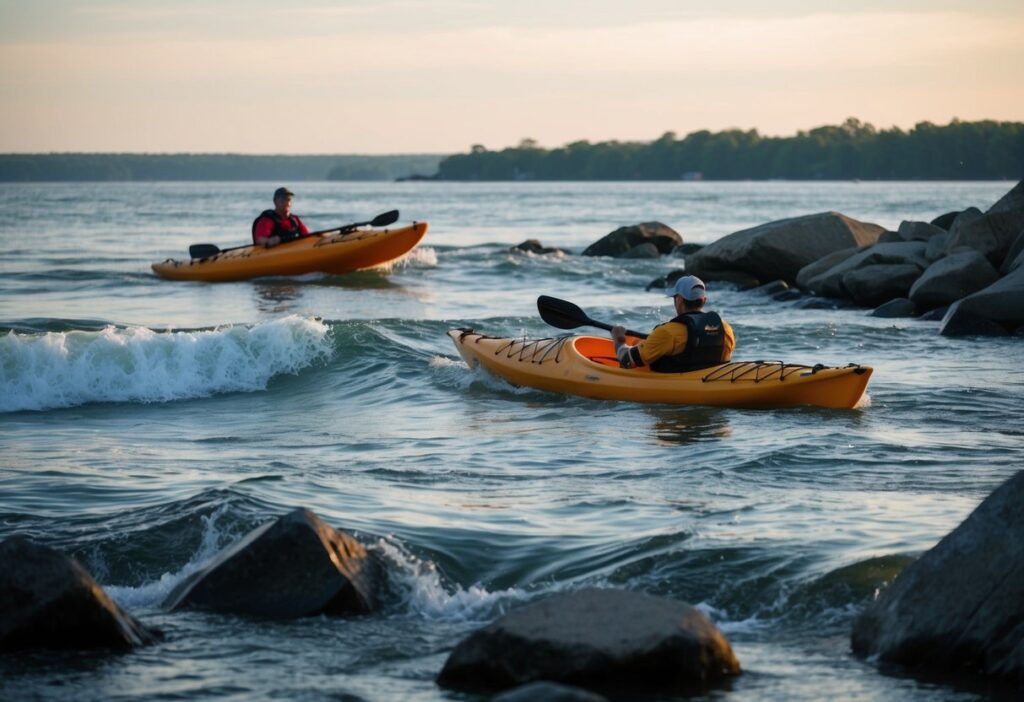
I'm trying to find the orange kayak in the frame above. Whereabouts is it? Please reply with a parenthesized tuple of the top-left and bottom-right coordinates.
(152, 222, 428, 282)
(448, 329, 872, 409)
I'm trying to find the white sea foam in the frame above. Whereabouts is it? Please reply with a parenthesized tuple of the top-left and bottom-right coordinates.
(0, 315, 332, 412)
(104, 506, 233, 610)
(375, 538, 528, 622)
(696, 601, 769, 634)
(855, 392, 872, 409)
(375, 246, 438, 272)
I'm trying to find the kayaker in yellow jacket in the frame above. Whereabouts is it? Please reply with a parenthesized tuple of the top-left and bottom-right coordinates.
(611, 275, 735, 372)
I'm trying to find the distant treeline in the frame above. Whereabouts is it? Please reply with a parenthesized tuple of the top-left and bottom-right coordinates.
(0, 154, 444, 182)
(435, 119, 1024, 181)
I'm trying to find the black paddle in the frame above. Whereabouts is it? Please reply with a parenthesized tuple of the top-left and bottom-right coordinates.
(188, 209, 401, 259)
(537, 295, 649, 339)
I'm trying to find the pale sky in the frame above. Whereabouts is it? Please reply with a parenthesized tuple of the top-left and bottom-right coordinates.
(1, 0, 1022, 153)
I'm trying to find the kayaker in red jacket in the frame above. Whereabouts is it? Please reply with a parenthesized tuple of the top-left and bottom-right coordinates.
(252, 187, 311, 248)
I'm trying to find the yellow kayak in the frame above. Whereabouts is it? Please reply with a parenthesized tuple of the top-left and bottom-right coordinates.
(448, 329, 872, 409)
(152, 222, 428, 282)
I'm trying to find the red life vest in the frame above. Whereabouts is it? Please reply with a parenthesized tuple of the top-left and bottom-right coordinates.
(252, 210, 304, 244)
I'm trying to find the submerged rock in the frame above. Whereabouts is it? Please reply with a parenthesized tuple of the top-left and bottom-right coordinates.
(0, 536, 159, 650)
(511, 239, 567, 256)
(852, 471, 1024, 682)
(163, 507, 383, 618)
(437, 588, 740, 693)
(870, 298, 918, 318)
(582, 222, 681, 257)
(750, 280, 789, 296)
(685, 211, 883, 285)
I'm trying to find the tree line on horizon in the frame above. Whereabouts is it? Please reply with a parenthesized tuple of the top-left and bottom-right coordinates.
(0, 154, 443, 182)
(434, 118, 1024, 181)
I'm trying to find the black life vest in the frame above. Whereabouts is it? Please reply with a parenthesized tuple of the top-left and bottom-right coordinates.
(650, 311, 728, 373)
(252, 210, 304, 244)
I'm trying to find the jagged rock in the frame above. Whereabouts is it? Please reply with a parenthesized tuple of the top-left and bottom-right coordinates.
(582, 222, 681, 257)
(930, 210, 962, 230)
(940, 264, 1024, 333)
(945, 182, 1024, 264)
(684, 211, 883, 285)
(795, 247, 860, 290)
(878, 230, 903, 243)
(870, 298, 918, 318)
(908, 251, 1000, 310)
(511, 239, 567, 256)
(620, 242, 661, 259)
(898, 220, 946, 242)
(852, 471, 1024, 680)
(163, 507, 383, 618)
(925, 232, 950, 262)
(750, 280, 789, 296)
(805, 242, 928, 298)
(1001, 230, 1024, 275)
(671, 243, 705, 257)
(841, 264, 922, 307)
(492, 681, 609, 702)
(1, 536, 159, 650)
(917, 305, 949, 321)
(437, 589, 740, 693)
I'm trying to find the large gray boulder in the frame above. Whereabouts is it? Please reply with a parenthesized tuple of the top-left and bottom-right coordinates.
(582, 222, 681, 257)
(945, 181, 1024, 264)
(1, 536, 159, 650)
(939, 265, 1024, 336)
(805, 241, 928, 298)
(852, 471, 1024, 681)
(163, 507, 383, 618)
(437, 589, 740, 693)
(685, 211, 883, 285)
(841, 264, 922, 307)
(908, 251, 1000, 310)
(795, 247, 859, 290)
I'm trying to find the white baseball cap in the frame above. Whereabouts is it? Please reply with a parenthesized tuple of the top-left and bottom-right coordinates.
(666, 275, 707, 300)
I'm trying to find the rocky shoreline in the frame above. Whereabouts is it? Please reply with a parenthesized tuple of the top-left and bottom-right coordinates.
(514, 179, 1024, 338)
(5, 470, 1022, 697)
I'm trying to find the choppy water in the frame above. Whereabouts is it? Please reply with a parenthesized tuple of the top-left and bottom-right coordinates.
(1, 181, 1021, 701)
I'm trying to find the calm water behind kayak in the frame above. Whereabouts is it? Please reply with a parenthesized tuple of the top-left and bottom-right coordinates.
(1, 181, 1021, 701)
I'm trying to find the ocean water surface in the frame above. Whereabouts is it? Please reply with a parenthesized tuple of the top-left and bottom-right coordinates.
(1, 181, 1022, 701)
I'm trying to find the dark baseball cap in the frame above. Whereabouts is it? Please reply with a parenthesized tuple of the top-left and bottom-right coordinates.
(273, 187, 294, 200)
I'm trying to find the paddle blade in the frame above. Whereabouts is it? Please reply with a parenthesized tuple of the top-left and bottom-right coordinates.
(537, 295, 593, 331)
(189, 244, 220, 259)
(370, 209, 400, 227)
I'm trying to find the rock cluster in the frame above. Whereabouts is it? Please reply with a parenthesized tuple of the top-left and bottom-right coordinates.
(581, 222, 682, 258)
(654, 180, 1024, 336)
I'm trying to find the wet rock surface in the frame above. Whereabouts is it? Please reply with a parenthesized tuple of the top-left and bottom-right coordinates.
(1, 536, 159, 651)
(438, 588, 740, 693)
(852, 471, 1024, 682)
(582, 222, 681, 257)
(163, 507, 383, 618)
